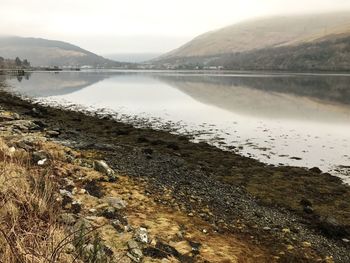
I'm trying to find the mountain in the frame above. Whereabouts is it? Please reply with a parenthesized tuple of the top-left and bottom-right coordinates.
(0, 36, 128, 68)
(156, 12, 350, 71)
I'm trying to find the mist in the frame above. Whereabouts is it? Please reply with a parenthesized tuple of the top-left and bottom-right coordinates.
(1, 0, 350, 54)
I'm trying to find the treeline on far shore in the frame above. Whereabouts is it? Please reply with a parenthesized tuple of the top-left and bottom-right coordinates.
(0, 56, 31, 69)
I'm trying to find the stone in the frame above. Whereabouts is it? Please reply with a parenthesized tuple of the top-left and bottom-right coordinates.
(342, 238, 350, 243)
(263, 227, 271, 231)
(63, 178, 75, 191)
(100, 206, 117, 219)
(134, 227, 148, 244)
(317, 216, 347, 238)
(105, 197, 127, 210)
(46, 130, 60, 137)
(127, 240, 139, 250)
(300, 198, 312, 207)
(0, 111, 20, 121)
(127, 251, 142, 262)
(112, 220, 126, 232)
(303, 206, 313, 214)
(94, 160, 117, 181)
(71, 201, 82, 214)
(59, 189, 73, 206)
(32, 151, 49, 164)
(302, 241, 312, 248)
(309, 167, 322, 174)
(37, 159, 48, 166)
(282, 228, 291, 234)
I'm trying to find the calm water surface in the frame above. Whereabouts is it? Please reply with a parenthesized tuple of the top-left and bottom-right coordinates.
(3, 71, 350, 182)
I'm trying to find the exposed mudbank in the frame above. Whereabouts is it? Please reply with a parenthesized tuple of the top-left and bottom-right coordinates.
(1, 87, 350, 262)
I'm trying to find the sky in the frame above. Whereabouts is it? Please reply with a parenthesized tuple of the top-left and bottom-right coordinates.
(1, 0, 350, 55)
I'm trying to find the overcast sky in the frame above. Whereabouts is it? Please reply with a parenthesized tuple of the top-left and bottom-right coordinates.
(1, 0, 350, 55)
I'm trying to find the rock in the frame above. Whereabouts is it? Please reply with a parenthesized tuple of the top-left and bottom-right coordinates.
(71, 201, 82, 214)
(59, 189, 73, 206)
(263, 227, 271, 231)
(127, 250, 143, 262)
(155, 241, 180, 258)
(100, 206, 117, 219)
(94, 160, 117, 182)
(37, 158, 48, 166)
(58, 213, 77, 225)
(188, 241, 201, 255)
(112, 220, 126, 233)
(300, 198, 312, 207)
(105, 197, 127, 210)
(0, 111, 20, 121)
(302, 241, 312, 248)
(32, 151, 49, 164)
(342, 238, 350, 243)
(128, 240, 139, 250)
(143, 148, 153, 155)
(63, 178, 75, 191)
(317, 216, 347, 238)
(303, 206, 313, 214)
(46, 130, 60, 137)
(84, 180, 104, 198)
(137, 137, 149, 143)
(309, 167, 322, 174)
(282, 228, 291, 234)
(286, 245, 294, 250)
(167, 142, 180, 151)
(134, 227, 148, 244)
(13, 120, 40, 131)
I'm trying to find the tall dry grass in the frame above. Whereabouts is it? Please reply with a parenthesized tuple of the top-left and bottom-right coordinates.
(0, 138, 74, 263)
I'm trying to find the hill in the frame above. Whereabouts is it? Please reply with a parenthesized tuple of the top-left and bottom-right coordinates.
(0, 36, 127, 68)
(156, 12, 350, 71)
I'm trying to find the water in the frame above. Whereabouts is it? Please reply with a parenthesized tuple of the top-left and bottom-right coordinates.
(3, 70, 350, 182)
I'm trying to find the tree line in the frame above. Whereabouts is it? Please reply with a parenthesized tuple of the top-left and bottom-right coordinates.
(0, 56, 31, 69)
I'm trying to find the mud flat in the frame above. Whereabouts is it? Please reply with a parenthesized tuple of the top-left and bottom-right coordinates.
(1, 87, 350, 262)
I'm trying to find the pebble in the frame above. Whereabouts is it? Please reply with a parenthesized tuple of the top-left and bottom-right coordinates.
(302, 241, 312, 248)
(282, 228, 291, 234)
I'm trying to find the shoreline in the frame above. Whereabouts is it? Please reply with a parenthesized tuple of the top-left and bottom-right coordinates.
(1, 87, 350, 262)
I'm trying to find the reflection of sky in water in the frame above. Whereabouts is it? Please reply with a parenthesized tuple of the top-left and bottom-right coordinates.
(5, 71, 350, 183)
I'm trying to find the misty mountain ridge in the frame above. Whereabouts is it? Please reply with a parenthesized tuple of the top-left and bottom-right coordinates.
(156, 12, 350, 70)
(0, 36, 127, 67)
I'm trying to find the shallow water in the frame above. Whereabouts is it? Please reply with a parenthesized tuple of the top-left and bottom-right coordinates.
(3, 70, 350, 182)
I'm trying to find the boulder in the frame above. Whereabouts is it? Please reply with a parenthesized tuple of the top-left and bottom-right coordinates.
(0, 111, 20, 122)
(105, 197, 127, 210)
(134, 227, 148, 244)
(94, 160, 117, 182)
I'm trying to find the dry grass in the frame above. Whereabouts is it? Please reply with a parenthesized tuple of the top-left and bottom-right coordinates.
(0, 138, 74, 263)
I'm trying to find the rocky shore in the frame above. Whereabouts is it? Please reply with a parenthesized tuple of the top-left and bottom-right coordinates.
(0, 87, 350, 262)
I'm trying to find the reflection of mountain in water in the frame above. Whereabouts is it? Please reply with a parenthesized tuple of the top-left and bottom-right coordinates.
(157, 74, 350, 122)
(3, 72, 111, 97)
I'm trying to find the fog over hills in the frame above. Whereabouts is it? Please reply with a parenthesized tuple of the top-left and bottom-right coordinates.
(0, 36, 126, 67)
(157, 12, 350, 70)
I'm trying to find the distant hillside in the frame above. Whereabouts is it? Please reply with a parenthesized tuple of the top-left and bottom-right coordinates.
(0, 36, 127, 68)
(156, 12, 350, 71)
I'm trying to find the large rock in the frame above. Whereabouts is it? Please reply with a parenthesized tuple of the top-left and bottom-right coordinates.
(105, 197, 127, 210)
(94, 160, 117, 182)
(0, 111, 20, 122)
(134, 227, 149, 244)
